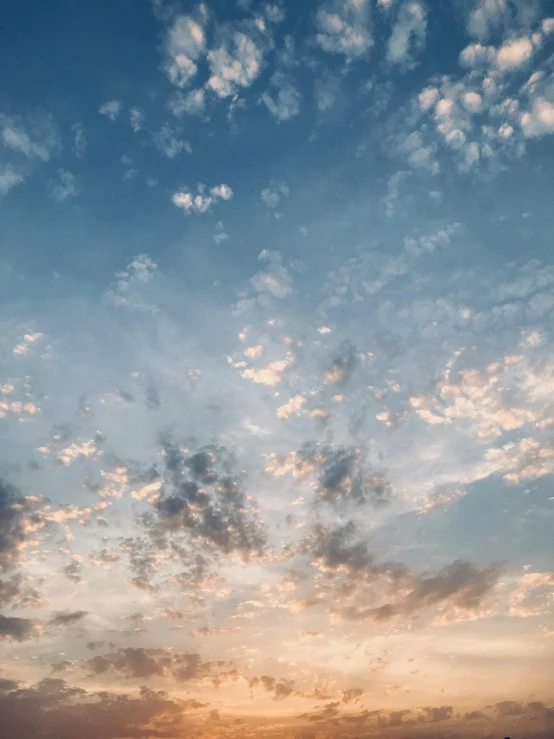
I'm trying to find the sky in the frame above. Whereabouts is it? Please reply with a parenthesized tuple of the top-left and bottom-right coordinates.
(1, 0, 554, 737)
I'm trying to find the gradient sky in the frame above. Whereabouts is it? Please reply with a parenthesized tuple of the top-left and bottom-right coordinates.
(1, 1, 554, 738)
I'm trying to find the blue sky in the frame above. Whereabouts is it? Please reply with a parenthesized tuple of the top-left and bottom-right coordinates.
(1, 1, 554, 738)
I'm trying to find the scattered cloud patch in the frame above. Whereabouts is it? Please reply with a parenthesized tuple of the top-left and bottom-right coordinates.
(99, 100, 123, 121)
(49, 169, 78, 202)
(172, 183, 233, 214)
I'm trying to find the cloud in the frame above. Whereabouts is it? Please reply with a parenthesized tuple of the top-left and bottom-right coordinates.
(293, 523, 500, 624)
(0, 479, 43, 571)
(0, 677, 206, 739)
(98, 100, 122, 121)
(315, 0, 373, 59)
(466, 0, 508, 40)
(521, 96, 554, 138)
(48, 610, 88, 627)
(165, 15, 206, 87)
(248, 675, 295, 700)
(240, 354, 294, 385)
(214, 221, 229, 243)
(262, 72, 301, 121)
(386, 1, 427, 68)
(0, 575, 44, 609)
(207, 31, 264, 98)
(248, 249, 292, 298)
(0, 614, 40, 641)
(150, 441, 266, 560)
(496, 35, 534, 70)
(172, 183, 233, 214)
(153, 124, 191, 158)
(277, 395, 306, 419)
(1, 114, 60, 161)
(129, 107, 144, 132)
(83, 647, 234, 683)
(0, 164, 23, 196)
(314, 73, 340, 111)
(382, 170, 409, 218)
(71, 123, 86, 157)
(105, 254, 159, 312)
(293, 442, 392, 507)
(323, 340, 358, 385)
(168, 88, 206, 117)
(508, 572, 554, 617)
(49, 169, 78, 202)
(261, 182, 289, 209)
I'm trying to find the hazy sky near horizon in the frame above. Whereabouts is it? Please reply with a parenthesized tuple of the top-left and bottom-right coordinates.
(1, 1, 554, 737)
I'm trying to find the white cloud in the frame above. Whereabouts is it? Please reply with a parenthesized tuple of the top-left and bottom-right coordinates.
(154, 125, 191, 158)
(386, 1, 427, 68)
(383, 170, 408, 218)
(462, 91, 484, 113)
(105, 254, 159, 312)
(129, 107, 144, 132)
(99, 100, 123, 121)
(509, 572, 554, 617)
(12, 331, 43, 356)
(263, 3, 286, 24)
(207, 31, 264, 98)
(244, 344, 264, 358)
(418, 86, 439, 111)
(1, 115, 60, 161)
(496, 36, 534, 70)
(315, 0, 373, 60)
(0, 164, 23, 196)
(241, 353, 294, 385)
(277, 394, 306, 419)
(72, 123, 86, 158)
(314, 74, 339, 112)
(249, 249, 292, 298)
(214, 221, 229, 244)
(49, 169, 78, 202)
(467, 0, 507, 40)
(169, 88, 206, 117)
(521, 97, 554, 137)
(262, 72, 301, 121)
(165, 15, 206, 88)
(261, 182, 289, 209)
(210, 184, 233, 200)
(172, 184, 233, 215)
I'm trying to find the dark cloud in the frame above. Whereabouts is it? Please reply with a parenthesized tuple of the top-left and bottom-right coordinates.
(0, 575, 44, 608)
(300, 701, 341, 723)
(86, 640, 106, 650)
(341, 688, 363, 704)
(419, 705, 454, 723)
(83, 647, 237, 685)
(148, 441, 266, 560)
(248, 675, 295, 700)
(48, 610, 88, 626)
(297, 524, 500, 623)
(0, 613, 40, 641)
(0, 479, 39, 570)
(0, 676, 205, 739)
(367, 560, 501, 621)
(463, 710, 487, 721)
(296, 443, 391, 507)
(377, 709, 413, 727)
(145, 385, 161, 409)
(495, 700, 526, 716)
(62, 559, 82, 583)
(324, 340, 358, 385)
